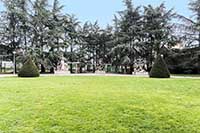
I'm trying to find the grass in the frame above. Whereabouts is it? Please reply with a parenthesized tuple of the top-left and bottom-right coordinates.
(172, 74, 200, 77)
(0, 76, 200, 132)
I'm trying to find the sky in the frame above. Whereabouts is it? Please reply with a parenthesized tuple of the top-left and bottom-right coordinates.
(60, 0, 192, 27)
(0, 0, 193, 27)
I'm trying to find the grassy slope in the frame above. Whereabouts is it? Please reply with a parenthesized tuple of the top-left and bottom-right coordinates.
(0, 76, 200, 133)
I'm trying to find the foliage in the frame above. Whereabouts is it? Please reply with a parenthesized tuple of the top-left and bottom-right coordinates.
(109, 1, 177, 74)
(18, 56, 40, 77)
(166, 48, 200, 74)
(150, 55, 170, 78)
(143, 3, 177, 72)
(79, 22, 113, 72)
(63, 14, 81, 73)
(0, 0, 27, 54)
(0, 0, 192, 74)
(110, 0, 143, 74)
(176, 0, 200, 47)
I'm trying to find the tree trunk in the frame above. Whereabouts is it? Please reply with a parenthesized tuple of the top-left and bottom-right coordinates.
(146, 62, 152, 73)
(147, 50, 153, 73)
(41, 64, 46, 73)
(115, 65, 118, 73)
(15, 63, 17, 74)
(70, 64, 73, 73)
(93, 65, 95, 73)
(70, 43, 73, 74)
(129, 65, 134, 75)
(198, 55, 200, 74)
(50, 67, 55, 74)
(93, 52, 96, 73)
(79, 66, 83, 73)
(125, 66, 128, 74)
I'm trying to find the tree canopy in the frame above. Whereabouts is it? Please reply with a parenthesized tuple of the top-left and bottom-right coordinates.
(0, 0, 198, 74)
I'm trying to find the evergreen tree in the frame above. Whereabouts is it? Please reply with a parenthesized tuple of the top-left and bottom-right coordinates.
(189, 0, 200, 47)
(0, 0, 181, 75)
(0, 0, 24, 53)
(150, 55, 170, 78)
(176, 0, 200, 47)
(63, 14, 80, 73)
(143, 3, 177, 72)
(45, 0, 65, 72)
(18, 56, 40, 77)
(28, 0, 50, 73)
(111, 0, 143, 74)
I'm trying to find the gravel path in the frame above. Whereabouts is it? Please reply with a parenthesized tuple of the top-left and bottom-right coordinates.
(0, 73, 200, 79)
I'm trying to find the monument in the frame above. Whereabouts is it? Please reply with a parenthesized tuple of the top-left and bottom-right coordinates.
(55, 57, 70, 74)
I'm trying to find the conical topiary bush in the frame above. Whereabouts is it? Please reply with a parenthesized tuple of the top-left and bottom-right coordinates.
(149, 55, 170, 78)
(18, 57, 40, 77)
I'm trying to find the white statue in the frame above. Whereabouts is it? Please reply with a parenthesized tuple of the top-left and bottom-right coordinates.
(60, 60, 66, 71)
(55, 58, 70, 74)
(57, 57, 68, 71)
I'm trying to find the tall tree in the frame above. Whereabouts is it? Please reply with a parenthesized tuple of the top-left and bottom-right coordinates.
(29, 0, 51, 73)
(143, 3, 177, 72)
(189, 0, 200, 47)
(176, 0, 200, 47)
(18, 0, 29, 50)
(63, 14, 80, 73)
(111, 0, 143, 74)
(80, 21, 108, 73)
(45, 0, 65, 72)
(0, 0, 24, 53)
(0, 0, 30, 73)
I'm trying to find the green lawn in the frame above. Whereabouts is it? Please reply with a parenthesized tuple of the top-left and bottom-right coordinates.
(172, 74, 200, 77)
(0, 76, 200, 133)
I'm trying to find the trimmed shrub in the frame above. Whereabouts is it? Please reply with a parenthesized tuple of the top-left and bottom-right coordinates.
(150, 55, 170, 78)
(18, 57, 40, 77)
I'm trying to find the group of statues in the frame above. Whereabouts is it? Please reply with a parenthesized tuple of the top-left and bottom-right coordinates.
(56, 57, 147, 74)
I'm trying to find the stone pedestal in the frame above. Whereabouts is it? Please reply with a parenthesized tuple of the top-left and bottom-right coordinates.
(55, 70, 70, 75)
(95, 70, 106, 74)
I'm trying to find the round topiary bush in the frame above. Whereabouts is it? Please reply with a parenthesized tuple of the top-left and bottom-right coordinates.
(149, 55, 170, 78)
(18, 57, 40, 77)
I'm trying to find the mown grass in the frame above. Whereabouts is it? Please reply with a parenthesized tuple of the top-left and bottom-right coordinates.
(0, 76, 200, 132)
(172, 74, 200, 77)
